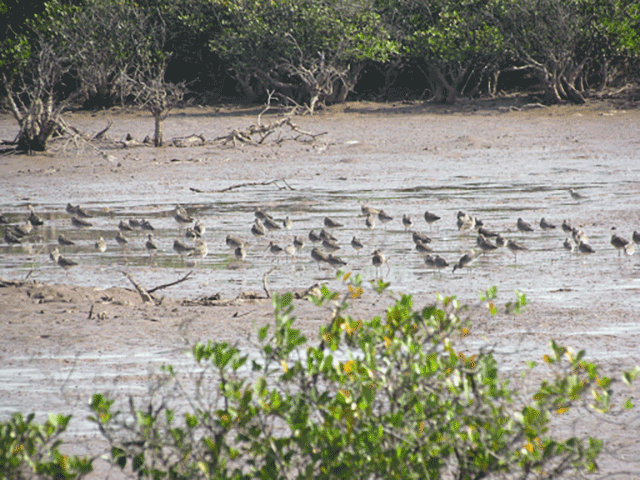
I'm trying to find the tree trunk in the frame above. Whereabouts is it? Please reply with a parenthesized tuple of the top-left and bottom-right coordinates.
(154, 113, 164, 147)
(561, 77, 586, 104)
(17, 133, 47, 152)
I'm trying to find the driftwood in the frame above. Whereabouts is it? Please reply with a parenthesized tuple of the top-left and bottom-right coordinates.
(214, 117, 327, 147)
(122, 271, 158, 305)
(172, 134, 205, 148)
(122, 270, 194, 305)
(181, 283, 321, 307)
(190, 178, 294, 194)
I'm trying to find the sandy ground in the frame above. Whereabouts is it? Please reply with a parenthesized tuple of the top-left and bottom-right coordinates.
(1, 97, 640, 478)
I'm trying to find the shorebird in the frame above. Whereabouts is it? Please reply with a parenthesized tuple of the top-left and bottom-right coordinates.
(308, 229, 322, 243)
(252, 219, 267, 239)
(324, 216, 343, 228)
(457, 212, 475, 231)
(188, 239, 208, 260)
(66, 203, 78, 215)
(516, 218, 534, 235)
(283, 216, 293, 230)
(476, 234, 498, 253)
(578, 241, 595, 254)
(129, 218, 142, 229)
(184, 226, 198, 239)
(319, 229, 337, 242)
(563, 237, 574, 253)
(58, 234, 75, 246)
(569, 188, 585, 200)
(326, 254, 347, 267)
(572, 228, 588, 246)
(173, 239, 195, 254)
(266, 241, 284, 257)
(611, 229, 631, 257)
(633, 231, 640, 245)
(17, 220, 34, 238)
(311, 247, 328, 269)
(235, 244, 247, 261)
(226, 235, 245, 249)
(193, 219, 205, 237)
(495, 234, 506, 248)
(140, 219, 155, 231)
(506, 239, 527, 262)
(0, 214, 8, 224)
(4, 229, 23, 244)
(351, 236, 363, 252)
(71, 216, 93, 228)
(402, 214, 413, 231)
(561, 220, 573, 234)
(424, 211, 441, 229)
(365, 214, 376, 230)
(174, 205, 193, 225)
(322, 237, 341, 251)
(50, 248, 77, 268)
(94, 237, 107, 253)
(254, 208, 270, 221)
(284, 244, 296, 260)
(433, 255, 449, 274)
(361, 205, 380, 216)
(75, 205, 92, 218)
(415, 240, 433, 253)
(115, 231, 129, 246)
(11, 221, 32, 237)
(539, 218, 556, 231)
(412, 231, 432, 245)
(478, 226, 499, 238)
(424, 254, 436, 269)
(27, 205, 44, 226)
(145, 234, 158, 252)
(378, 210, 393, 226)
(453, 250, 477, 273)
(263, 216, 282, 231)
(372, 249, 387, 276)
(293, 236, 305, 251)
(118, 220, 133, 231)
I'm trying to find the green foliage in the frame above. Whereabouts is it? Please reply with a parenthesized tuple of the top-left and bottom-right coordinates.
(88, 279, 636, 479)
(209, 0, 398, 108)
(0, 412, 93, 480)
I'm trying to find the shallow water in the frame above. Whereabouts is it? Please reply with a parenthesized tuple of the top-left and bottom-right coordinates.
(2, 139, 639, 313)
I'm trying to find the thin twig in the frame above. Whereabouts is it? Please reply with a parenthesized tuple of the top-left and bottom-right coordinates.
(147, 270, 194, 294)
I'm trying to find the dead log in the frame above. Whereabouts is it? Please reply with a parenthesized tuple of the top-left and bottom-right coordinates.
(172, 134, 205, 148)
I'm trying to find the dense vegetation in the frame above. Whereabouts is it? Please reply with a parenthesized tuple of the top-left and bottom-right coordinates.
(1, 277, 639, 479)
(1, 1, 638, 104)
(1, 0, 638, 151)
(0, 0, 639, 149)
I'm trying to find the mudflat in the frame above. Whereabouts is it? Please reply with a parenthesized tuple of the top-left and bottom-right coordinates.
(1, 98, 639, 478)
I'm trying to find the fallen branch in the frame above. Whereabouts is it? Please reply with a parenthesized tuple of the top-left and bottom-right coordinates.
(263, 268, 274, 299)
(147, 270, 194, 294)
(214, 117, 326, 147)
(121, 271, 162, 305)
(190, 178, 294, 193)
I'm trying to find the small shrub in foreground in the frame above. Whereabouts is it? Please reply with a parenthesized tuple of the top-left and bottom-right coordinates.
(88, 274, 638, 479)
(0, 412, 93, 480)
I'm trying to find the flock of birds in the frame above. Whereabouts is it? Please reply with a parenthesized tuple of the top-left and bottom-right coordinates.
(2, 187, 639, 283)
